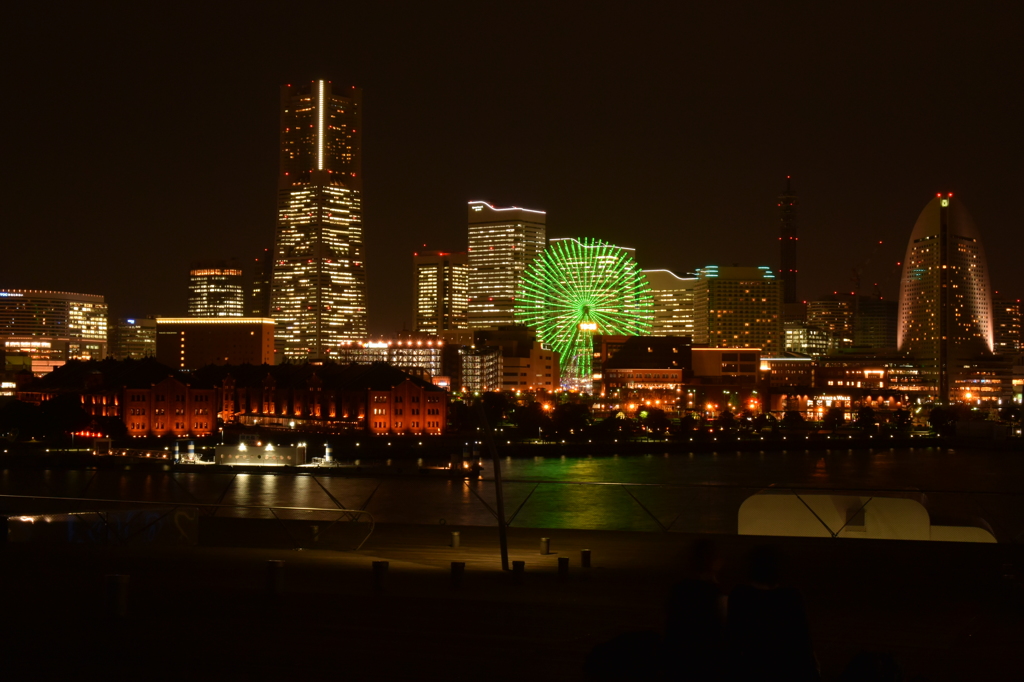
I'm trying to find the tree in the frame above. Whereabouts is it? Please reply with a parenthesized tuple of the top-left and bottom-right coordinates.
(855, 406, 877, 432)
(714, 410, 736, 431)
(551, 402, 591, 436)
(892, 408, 912, 430)
(640, 407, 671, 435)
(39, 393, 90, 439)
(782, 410, 805, 429)
(510, 402, 551, 438)
(823, 407, 845, 433)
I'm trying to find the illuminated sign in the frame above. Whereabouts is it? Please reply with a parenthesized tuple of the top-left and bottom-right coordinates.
(579, 322, 597, 331)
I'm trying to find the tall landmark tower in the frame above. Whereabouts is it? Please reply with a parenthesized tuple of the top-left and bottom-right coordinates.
(271, 81, 367, 360)
(777, 176, 798, 305)
(897, 194, 993, 401)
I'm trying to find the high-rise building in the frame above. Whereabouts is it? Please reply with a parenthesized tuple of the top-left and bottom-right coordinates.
(778, 177, 798, 305)
(692, 266, 783, 355)
(109, 317, 157, 360)
(897, 194, 993, 401)
(807, 297, 854, 346)
(0, 290, 108, 374)
(642, 269, 699, 337)
(414, 251, 470, 334)
(271, 81, 366, 360)
(467, 201, 546, 329)
(188, 260, 245, 317)
(250, 248, 273, 317)
(992, 292, 1022, 354)
(784, 321, 837, 357)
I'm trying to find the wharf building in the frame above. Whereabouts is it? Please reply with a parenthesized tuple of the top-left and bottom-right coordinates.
(474, 326, 559, 392)
(591, 336, 763, 417)
(897, 194, 995, 402)
(642, 269, 699, 337)
(188, 260, 245, 317)
(693, 266, 783, 355)
(467, 201, 546, 329)
(414, 251, 470, 334)
(0, 290, 108, 375)
(271, 81, 367, 360)
(216, 362, 446, 436)
(21, 358, 447, 438)
(156, 318, 276, 370)
(109, 317, 157, 360)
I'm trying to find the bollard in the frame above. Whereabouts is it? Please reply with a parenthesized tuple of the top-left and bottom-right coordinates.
(581, 549, 592, 568)
(451, 561, 466, 589)
(558, 556, 569, 580)
(540, 537, 550, 555)
(512, 560, 525, 584)
(105, 574, 129, 619)
(267, 560, 285, 596)
(451, 531, 460, 548)
(372, 560, 389, 592)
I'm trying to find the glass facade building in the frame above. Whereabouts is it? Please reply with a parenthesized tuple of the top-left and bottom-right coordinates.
(467, 201, 546, 329)
(642, 269, 699, 338)
(0, 290, 108, 374)
(414, 251, 469, 334)
(693, 266, 783, 355)
(188, 260, 244, 317)
(271, 81, 367, 359)
(898, 194, 993, 401)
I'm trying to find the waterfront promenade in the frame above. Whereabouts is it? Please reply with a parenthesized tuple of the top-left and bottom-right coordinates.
(2, 522, 1021, 680)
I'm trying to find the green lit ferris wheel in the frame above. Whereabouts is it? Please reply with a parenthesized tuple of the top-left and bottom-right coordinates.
(515, 237, 654, 392)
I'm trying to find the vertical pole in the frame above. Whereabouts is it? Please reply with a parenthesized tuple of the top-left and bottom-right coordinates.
(938, 197, 949, 405)
(476, 401, 509, 571)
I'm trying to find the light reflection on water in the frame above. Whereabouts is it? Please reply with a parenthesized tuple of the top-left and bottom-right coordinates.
(1, 448, 1022, 536)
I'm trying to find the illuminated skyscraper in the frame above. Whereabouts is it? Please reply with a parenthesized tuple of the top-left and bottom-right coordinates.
(467, 201, 546, 329)
(642, 269, 699, 337)
(693, 266, 783, 354)
(778, 177, 798, 305)
(414, 251, 469, 334)
(898, 194, 993, 401)
(271, 81, 366, 360)
(188, 260, 244, 317)
(0, 290, 108, 374)
(992, 292, 1021, 354)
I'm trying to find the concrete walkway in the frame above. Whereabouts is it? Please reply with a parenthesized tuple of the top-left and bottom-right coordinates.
(1, 524, 1021, 680)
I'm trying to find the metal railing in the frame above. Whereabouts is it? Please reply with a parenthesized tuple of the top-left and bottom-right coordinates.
(0, 494, 375, 550)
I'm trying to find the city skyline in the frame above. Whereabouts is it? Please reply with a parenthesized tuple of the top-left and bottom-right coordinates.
(3, 4, 1022, 335)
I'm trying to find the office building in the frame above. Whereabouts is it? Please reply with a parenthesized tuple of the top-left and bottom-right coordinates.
(467, 201, 546, 328)
(414, 251, 470, 334)
(156, 318, 276, 370)
(778, 176, 798, 305)
(0, 290, 108, 374)
(784, 321, 837, 357)
(188, 260, 245, 317)
(897, 194, 993, 401)
(643, 269, 699, 337)
(692, 266, 783, 355)
(109, 317, 157, 360)
(271, 81, 367, 359)
(992, 293, 1022, 354)
(807, 297, 853, 347)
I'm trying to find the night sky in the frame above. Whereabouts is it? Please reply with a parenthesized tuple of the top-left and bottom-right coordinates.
(4, 2, 1023, 334)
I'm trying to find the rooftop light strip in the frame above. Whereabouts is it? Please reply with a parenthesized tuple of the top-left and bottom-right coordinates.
(317, 80, 325, 170)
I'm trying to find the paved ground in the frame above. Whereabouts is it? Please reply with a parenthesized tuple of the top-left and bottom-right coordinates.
(1, 523, 1022, 680)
